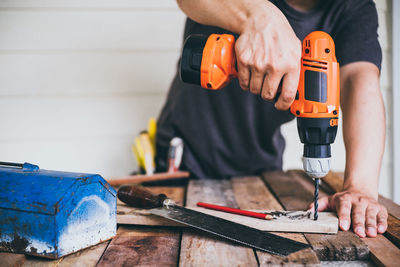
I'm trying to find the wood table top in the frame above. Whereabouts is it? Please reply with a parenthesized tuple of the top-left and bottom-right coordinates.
(1, 170, 400, 266)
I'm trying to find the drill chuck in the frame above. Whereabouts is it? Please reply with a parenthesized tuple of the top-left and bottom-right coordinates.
(303, 157, 331, 178)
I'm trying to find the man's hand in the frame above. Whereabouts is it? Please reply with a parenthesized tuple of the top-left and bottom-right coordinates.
(235, 2, 301, 110)
(177, 0, 301, 110)
(309, 191, 388, 237)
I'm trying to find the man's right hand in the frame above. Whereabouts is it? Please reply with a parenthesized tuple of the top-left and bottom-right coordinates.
(235, 2, 301, 110)
(177, 0, 301, 110)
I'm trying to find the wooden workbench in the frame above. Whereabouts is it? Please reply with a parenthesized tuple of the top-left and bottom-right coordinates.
(1, 170, 400, 266)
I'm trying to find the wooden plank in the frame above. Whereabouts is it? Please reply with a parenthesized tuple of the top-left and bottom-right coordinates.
(263, 171, 369, 261)
(379, 195, 400, 220)
(303, 171, 400, 264)
(21, 257, 62, 267)
(323, 172, 344, 192)
(97, 226, 180, 267)
(231, 176, 320, 266)
(362, 235, 400, 267)
(108, 171, 189, 186)
(192, 207, 338, 234)
(58, 241, 109, 267)
(305, 231, 369, 261)
(0, 253, 26, 267)
(0, 238, 109, 267)
(179, 179, 258, 266)
(324, 172, 400, 248)
(117, 186, 185, 226)
(385, 215, 400, 247)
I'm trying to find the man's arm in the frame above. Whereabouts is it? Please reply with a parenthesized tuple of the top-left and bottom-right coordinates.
(177, 0, 301, 110)
(315, 62, 388, 237)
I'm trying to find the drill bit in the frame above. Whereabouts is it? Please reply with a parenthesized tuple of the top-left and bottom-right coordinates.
(314, 178, 320, 220)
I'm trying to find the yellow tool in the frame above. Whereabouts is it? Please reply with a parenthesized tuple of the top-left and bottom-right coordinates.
(131, 143, 144, 171)
(131, 118, 157, 174)
(148, 117, 157, 152)
(138, 131, 155, 175)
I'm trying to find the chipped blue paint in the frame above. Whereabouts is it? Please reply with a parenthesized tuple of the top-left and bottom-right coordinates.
(0, 163, 116, 258)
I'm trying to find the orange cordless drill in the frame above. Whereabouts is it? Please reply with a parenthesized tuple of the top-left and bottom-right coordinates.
(180, 31, 340, 220)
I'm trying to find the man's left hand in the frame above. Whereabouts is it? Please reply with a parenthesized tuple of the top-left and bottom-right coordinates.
(309, 191, 388, 237)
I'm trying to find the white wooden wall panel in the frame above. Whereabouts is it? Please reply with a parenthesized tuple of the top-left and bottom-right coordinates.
(0, 0, 177, 9)
(0, 53, 179, 95)
(0, 138, 138, 177)
(0, 10, 185, 51)
(0, 95, 165, 140)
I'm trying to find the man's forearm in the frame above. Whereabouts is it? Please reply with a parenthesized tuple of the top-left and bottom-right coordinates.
(340, 62, 385, 198)
(177, 0, 275, 34)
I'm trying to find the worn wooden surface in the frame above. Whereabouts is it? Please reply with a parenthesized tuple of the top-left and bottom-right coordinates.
(97, 227, 180, 267)
(362, 235, 400, 267)
(2, 171, 400, 266)
(320, 171, 400, 265)
(117, 186, 185, 226)
(179, 179, 258, 266)
(386, 215, 400, 247)
(231, 176, 320, 266)
(0, 241, 110, 267)
(263, 171, 370, 261)
(0, 253, 25, 267)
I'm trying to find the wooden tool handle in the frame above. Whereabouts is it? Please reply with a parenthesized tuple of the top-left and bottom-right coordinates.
(118, 185, 168, 209)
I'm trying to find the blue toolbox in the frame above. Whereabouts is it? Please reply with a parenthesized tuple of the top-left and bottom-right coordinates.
(0, 162, 117, 258)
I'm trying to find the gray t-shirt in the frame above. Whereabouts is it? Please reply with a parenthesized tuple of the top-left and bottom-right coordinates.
(156, 0, 382, 179)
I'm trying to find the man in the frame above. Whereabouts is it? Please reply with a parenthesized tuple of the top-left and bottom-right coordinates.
(156, 0, 388, 238)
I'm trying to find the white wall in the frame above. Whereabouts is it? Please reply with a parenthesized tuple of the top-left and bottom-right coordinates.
(0, 0, 394, 198)
(0, 0, 186, 177)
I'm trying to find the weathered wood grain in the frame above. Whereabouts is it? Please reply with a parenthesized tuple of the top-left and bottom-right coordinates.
(179, 179, 258, 266)
(263, 170, 369, 261)
(323, 172, 344, 193)
(21, 257, 62, 267)
(379, 195, 400, 220)
(305, 231, 369, 260)
(385, 215, 400, 247)
(58, 241, 109, 267)
(117, 186, 185, 226)
(263, 171, 316, 210)
(311, 171, 400, 264)
(97, 226, 180, 267)
(362, 235, 400, 267)
(0, 253, 26, 267)
(324, 172, 400, 248)
(231, 176, 320, 266)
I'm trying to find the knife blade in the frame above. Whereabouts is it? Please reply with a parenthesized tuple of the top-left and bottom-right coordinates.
(117, 184, 309, 256)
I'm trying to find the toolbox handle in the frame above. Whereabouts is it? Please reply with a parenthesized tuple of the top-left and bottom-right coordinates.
(0, 161, 39, 171)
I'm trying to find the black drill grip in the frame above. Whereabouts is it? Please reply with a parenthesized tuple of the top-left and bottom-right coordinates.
(117, 185, 168, 209)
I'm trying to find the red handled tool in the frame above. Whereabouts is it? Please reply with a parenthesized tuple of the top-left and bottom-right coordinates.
(197, 202, 273, 220)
